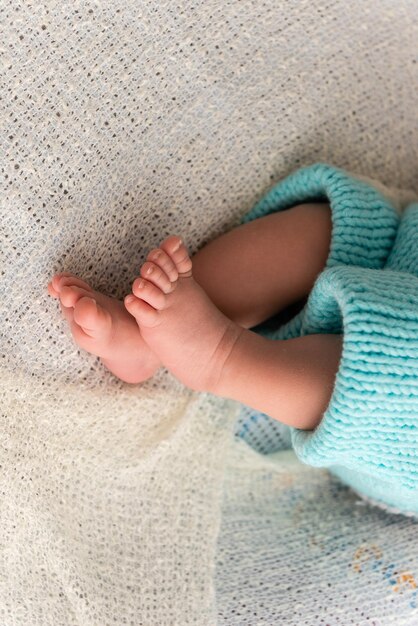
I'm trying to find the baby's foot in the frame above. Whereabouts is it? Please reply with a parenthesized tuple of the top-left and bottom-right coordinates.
(124, 236, 243, 392)
(47, 273, 161, 383)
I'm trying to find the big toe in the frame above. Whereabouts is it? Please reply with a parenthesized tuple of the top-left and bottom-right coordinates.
(73, 296, 112, 338)
(51, 273, 93, 294)
(160, 236, 193, 277)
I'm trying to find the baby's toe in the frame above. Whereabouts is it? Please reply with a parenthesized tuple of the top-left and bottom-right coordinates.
(59, 301, 75, 324)
(48, 281, 60, 298)
(132, 277, 167, 310)
(60, 285, 95, 308)
(124, 294, 161, 328)
(160, 236, 192, 277)
(140, 261, 173, 294)
(52, 273, 93, 294)
(50, 272, 73, 293)
(147, 248, 179, 283)
(49, 272, 77, 297)
(73, 297, 112, 338)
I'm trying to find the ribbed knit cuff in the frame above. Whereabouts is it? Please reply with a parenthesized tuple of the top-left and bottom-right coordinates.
(291, 265, 418, 510)
(386, 202, 418, 276)
(243, 163, 399, 270)
(243, 163, 400, 342)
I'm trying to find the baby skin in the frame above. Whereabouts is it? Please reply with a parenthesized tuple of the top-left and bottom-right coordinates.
(48, 203, 343, 430)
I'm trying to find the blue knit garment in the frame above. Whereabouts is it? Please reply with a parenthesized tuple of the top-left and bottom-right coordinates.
(293, 264, 418, 513)
(237, 163, 418, 515)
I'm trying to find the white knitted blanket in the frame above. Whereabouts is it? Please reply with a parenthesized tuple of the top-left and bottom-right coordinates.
(1, 1, 418, 624)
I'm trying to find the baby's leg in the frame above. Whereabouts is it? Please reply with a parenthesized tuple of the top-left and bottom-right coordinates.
(48, 202, 331, 385)
(213, 327, 342, 431)
(192, 202, 332, 328)
(126, 236, 341, 430)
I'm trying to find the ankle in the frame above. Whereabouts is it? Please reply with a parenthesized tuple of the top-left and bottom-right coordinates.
(204, 322, 245, 395)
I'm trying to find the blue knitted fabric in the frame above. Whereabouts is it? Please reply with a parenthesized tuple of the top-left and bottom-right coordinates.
(235, 164, 418, 514)
(386, 202, 418, 276)
(236, 163, 400, 454)
(293, 265, 418, 513)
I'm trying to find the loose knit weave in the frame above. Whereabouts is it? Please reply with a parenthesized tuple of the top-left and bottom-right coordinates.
(2, 0, 418, 624)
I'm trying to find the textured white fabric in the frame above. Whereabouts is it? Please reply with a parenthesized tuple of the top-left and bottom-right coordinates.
(217, 441, 418, 626)
(1, 0, 418, 624)
(0, 370, 235, 625)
